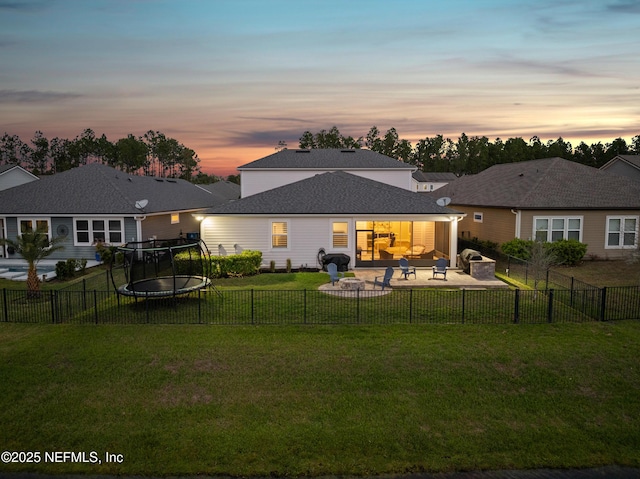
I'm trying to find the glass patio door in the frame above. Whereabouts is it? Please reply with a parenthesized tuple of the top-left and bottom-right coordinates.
(355, 229, 374, 266)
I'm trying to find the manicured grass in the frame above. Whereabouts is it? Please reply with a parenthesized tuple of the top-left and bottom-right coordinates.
(552, 259, 640, 287)
(1, 322, 639, 476)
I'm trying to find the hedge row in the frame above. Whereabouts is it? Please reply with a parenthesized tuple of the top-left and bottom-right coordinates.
(174, 249, 263, 278)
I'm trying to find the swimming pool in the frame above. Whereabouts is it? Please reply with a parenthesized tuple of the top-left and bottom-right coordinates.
(0, 263, 57, 281)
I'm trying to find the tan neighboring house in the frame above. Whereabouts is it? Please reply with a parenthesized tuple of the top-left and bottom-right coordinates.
(431, 157, 640, 259)
(600, 154, 640, 182)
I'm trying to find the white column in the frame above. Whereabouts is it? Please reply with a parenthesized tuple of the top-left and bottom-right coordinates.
(449, 217, 458, 268)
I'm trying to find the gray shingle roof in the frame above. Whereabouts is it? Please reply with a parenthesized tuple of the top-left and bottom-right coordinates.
(0, 163, 215, 215)
(198, 180, 240, 202)
(431, 157, 640, 209)
(412, 171, 458, 182)
(205, 171, 460, 215)
(238, 148, 416, 170)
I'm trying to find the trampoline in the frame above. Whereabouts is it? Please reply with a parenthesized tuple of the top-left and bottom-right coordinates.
(111, 238, 212, 299)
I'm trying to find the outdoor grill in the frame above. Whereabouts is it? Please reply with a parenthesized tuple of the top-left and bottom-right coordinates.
(459, 248, 483, 274)
(320, 253, 351, 272)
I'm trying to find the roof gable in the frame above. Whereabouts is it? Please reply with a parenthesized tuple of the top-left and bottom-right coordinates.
(238, 148, 415, 171)
(205, 171, 460, 216)
(432, 157, 640, 209)
(601, 154, 640, 171)
(0, 163, 215, 215)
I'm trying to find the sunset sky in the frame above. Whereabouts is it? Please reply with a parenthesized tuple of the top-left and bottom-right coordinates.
(1, 0, 639, 177)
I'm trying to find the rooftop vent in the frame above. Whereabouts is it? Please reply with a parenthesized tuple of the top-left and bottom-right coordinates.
(295, 149, 311, 153)
(341, 149, 356, 153)
(155, 178, 164, 182)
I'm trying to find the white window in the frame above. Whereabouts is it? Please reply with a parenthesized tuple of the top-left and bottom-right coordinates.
(18, 218, 51, 242)
(74, 218, 123, 245)
(271, 221, 288, 249)
(534, 216, 582, 242)
(473, 212, 483, 223)
(606, 216, 638, 249)
(332, 221, 349, 248)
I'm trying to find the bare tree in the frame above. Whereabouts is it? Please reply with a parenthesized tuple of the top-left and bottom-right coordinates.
(529, 240, 558, 300)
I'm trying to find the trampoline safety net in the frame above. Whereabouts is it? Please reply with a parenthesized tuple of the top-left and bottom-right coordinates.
(111, 238, 211, 298)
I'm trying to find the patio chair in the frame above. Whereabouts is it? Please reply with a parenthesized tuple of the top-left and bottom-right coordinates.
(327, 262, 345, 286)
(374, 266, 394, 290)
(399, 258, 416, 280)
(432, 258, 448, 280)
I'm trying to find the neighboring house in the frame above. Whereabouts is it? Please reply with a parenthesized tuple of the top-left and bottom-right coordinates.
(198, 180, 240, 202)
(600, 155, 640, 182)
(0, 164, 39, 191)
(238, 148, 416, 197)
(200, 149, 465, 269)
(0, 163, 217, 260)
(412, 171, 458, 192)
(431, 157, 640, 259)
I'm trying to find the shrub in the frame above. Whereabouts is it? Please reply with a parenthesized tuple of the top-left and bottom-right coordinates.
(55, 261, 71, 280)
(547, 239, 587, 266)
(94, 242, 114, 264)
(501, 238, 533, 260)
(209, 250, 263, 278)
(55, 259, 78, 280)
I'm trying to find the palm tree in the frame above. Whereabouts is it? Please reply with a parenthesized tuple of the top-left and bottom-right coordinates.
(0, 225, 64, 297)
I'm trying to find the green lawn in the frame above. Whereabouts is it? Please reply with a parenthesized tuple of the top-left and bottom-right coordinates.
(1, 321, 639, 476)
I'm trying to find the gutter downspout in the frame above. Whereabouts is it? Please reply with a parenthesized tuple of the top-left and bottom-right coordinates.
(134, 215, 146, 242)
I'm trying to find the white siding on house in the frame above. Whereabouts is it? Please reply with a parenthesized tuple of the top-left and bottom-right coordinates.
(201, 216, 353, 269)
(412, 180, 449, 192)
(241, 169, 413, 197)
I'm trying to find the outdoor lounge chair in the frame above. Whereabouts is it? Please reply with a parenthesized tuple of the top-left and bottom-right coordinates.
(327, 262, 345, 286)
(399, 258, 416, 280)
(374, 266, 394, 290)
(432, 258, 448, 280)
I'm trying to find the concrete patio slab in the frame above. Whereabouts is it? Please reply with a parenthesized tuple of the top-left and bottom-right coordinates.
(353, 267, 510, 290)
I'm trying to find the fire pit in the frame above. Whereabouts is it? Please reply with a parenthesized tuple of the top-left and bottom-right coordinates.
(339, 278, 365, 291)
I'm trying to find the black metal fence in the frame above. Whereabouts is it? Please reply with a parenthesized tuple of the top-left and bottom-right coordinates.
(2, 285, 639, 325)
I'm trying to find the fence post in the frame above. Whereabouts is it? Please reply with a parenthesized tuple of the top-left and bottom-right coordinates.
(198, 289, 202, 324)
(600, 287, 607, 322)
(145, 292, 150, 324)
(545, 270, 550, 292)
(50, 290, 56, 324)
(461, 289, 465, 324)
(82, 278, 87, 310)
(409, 289, 413, 323)
(570, 277, 575, 307)
(547, 289, 554, 323)
(3, 288, 7, 322)
(304, 289, 307, 324)
(356, 288, 360, 323)
(514, 289, 520, 324)
(251, 289, 254, 324)
(94, 290, 98, 325)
